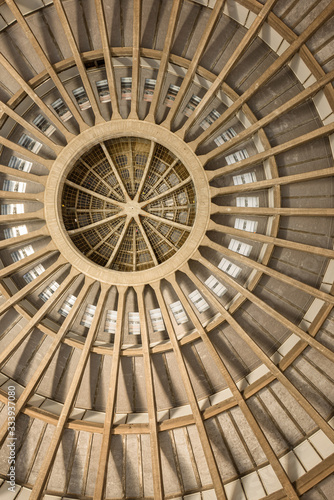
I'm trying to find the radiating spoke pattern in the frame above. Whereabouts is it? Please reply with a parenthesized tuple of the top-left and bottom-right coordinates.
(0, 0, 333, 499)
(61, 137, 196, 269)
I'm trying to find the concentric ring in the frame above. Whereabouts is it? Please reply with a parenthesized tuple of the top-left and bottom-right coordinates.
(45, 120, 210, 284)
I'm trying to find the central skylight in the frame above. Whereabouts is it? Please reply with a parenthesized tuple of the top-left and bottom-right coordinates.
(61, 137, 196, 270)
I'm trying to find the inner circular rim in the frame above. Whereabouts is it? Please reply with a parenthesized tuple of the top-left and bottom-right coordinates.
(45, 120, 210, 285)
(61, 136, 196, 271)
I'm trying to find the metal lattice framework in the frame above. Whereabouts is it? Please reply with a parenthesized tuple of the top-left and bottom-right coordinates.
(61, 137, 196, 270)
(0, 0, 333, 499)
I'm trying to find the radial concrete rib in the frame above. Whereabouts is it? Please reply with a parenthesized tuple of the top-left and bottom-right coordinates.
(30, 282, 110, 500)
(147, 221, 179, 252)
(134, 140, 155, 201)
(205, 122, 334, 176)
(143, 159, 178, 199)
(190, 253, 334, 364)
(0, 165, 47, 186)
(143, 211, 192, 232)
(278, 302, 334, 373)
(94, 0, 121, 118)
(178, 0, 279, 139)
(4, 0, 87, 132)
(64, 179, 125, 208)
(196, 243, 334, 307)
(214, 266, 334, 364)
(0, 54, 74, 141)
(68, 213, 124, 236)
(162, 0, 226, 130)
(0, 241, 56, 280)
(86, 219, 124, 257)
(0, 227, 48, 251)
(211, 206, 334, 217)
(152, 282, 227, 500)
(0, 135, 53, 169)
(79, 159, 124, 201)
(174, 267, 334, 443)
(210, 166, 334, 196)
(0, 102, 62, 154)
(0, 191, 43, 204)
(203, 69, 334, 161)
(52, 0, 105, 125)
(137, 285, 164, 499)
(0, 209, 45, 224)
(171, 271, 299, 500)
(191, 1, 334, 148)
(133, 229, 137, 270)
(145, 0, 183, 123)
(105, 216, 131, 268)
(141, 176, 191, 206)
(0, 267, 80, 368)
(134, 214, 159, 266)
(129, 0, 141, 119)
(0, 256, 67, 315)
(93, 287, 126, 500)
(0, 276, 94, 447)
(100, 142, 131, 201)
(209, 221, 334, 260)
(294, 453, 334, 496)
(241, 301, 333, 399)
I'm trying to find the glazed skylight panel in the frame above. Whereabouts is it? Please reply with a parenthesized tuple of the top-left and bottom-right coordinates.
(129, 312, 141, 334)
(96, 80, 111, 103)
(149, 308, 165, 332)
(121, 77, 132, 100)
(32, 114, 56, 136)
(81, 304, 96, 328)
(218, 258, 242, 278)
(228, 239, 252, 256)
(51, 98, 72, 122)
(205, 275, 227, 297)
(39, 280, 59, 302)
(18, 134, 42, 154)
(143, 79, 156, 102)
(177, 191, 187, 205)
(164, 211, 174, 220)
(164, 197, 174, 207)
(11, 244, 34, 262)
(8, 156, 32, 172)
(157, 182, 168, 194)
(234, 219, 258, 232)
(23, 264, 45, 283)
(167, 172, 179, 187)
(73, 87, 91, 110)
(236, 197, 259, 207)
(1, 204, 24, 215)
(3, 180, 26, 193)
(200, 109, 221, 130)
(164, 84, 180, 107)
(3, 225, 28, 239)
(170, 300, 188, 325)
(183, 95, 201, 117)
(214, 127, 237, 146)
(58, 294, 76, 317)
(225, 149, 249, 165)
(104, 310, 117, 333)
(233, 172, 257, 185)
(188, 289, 210, 313)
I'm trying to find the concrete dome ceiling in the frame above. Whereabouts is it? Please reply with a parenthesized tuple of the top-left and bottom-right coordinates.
(0, 0, 333, 498)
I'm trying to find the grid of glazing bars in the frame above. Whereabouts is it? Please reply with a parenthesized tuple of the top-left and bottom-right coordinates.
(61, 137, 196, 270)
